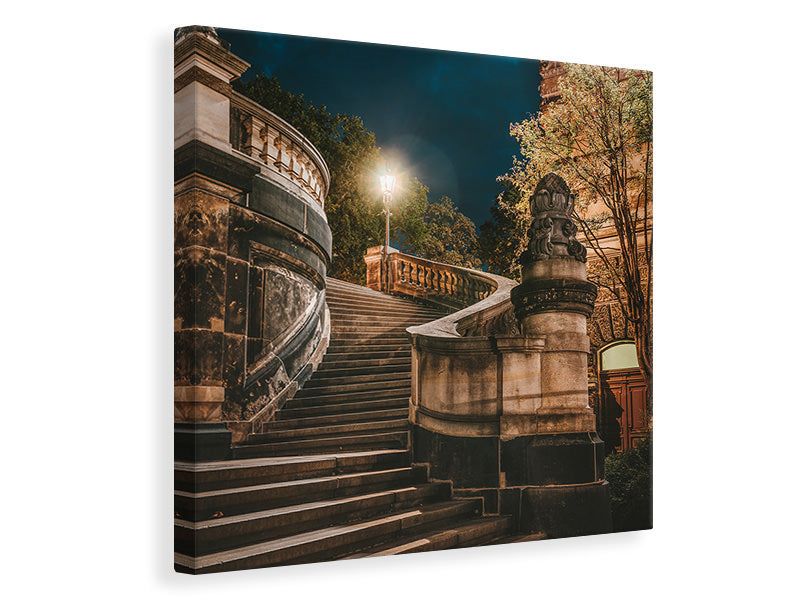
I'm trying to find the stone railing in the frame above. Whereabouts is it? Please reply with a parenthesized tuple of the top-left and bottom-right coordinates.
(364, 246, 498, 312)
(229, 92, 330, 211)
(400, 260, 536, 444)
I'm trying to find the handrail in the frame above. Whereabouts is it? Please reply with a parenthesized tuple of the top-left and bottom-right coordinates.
(368, 249, 519, 339)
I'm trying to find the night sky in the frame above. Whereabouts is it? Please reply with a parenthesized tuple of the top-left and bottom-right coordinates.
(217, 28, 542, 227)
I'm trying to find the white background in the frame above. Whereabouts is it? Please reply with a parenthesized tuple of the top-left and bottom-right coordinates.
(2, 1, 798, 597)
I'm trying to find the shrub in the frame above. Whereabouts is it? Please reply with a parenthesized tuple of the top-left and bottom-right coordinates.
(604, 435, 653, 532)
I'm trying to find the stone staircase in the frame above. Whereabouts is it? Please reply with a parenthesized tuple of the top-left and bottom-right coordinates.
(174, 277, 512, 573)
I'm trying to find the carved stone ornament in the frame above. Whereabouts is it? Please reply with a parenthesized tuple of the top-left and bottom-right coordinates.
(529, 216, 554, 260)
(567, 238, 588, 262)
(510, 278, 598, 319)
(519, 172, 587, 265)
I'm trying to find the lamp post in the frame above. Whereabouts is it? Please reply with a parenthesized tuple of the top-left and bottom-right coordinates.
(379, 170, 396, 293)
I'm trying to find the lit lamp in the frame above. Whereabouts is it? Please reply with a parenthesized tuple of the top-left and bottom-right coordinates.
(379, 170, 396, 292)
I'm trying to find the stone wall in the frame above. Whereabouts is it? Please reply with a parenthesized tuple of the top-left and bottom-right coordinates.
(174, 27, 332, 458)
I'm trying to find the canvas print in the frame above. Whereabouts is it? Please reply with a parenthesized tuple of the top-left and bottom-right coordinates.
(174, 25, 653, 574)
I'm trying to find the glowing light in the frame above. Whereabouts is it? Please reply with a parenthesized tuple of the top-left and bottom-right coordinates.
(380, 172, 396, 195)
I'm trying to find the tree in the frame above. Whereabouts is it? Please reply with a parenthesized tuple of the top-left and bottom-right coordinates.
(477, 181, 528, 280)
(392, 177, 430, 253)
(506, 64, 653, 401)
(412, 196, 479, 268)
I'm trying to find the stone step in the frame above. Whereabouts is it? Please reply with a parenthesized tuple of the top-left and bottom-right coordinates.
(329, 332, 410, 344)
(175, 464, 427, 522)
(231, 430, 409, 458)
(266, 408, 408, 431)
(329, 314, 440, 327)
(302, 371, 410, 389)
(330, 324, 410, 335)
(174, 497, 481, 573)
(344, 515, 512, 558)
(321, 349, 411, 362)
(329, 306, 443, 320)
(287, 387, 410, 408)
(175, 482, 451, 557)
(174, 449, 410, 493)
(295, 378, 410, 398)
(327, 299, 437, 315)
(316, 360, 412, 376)
(326, 286, 433, 304)
(325, 282, 411, 298)
(326, 341, 410, 353)
(325, 282, 444, 314)
(278, 398, 408, 420)
(245, 418, 409, 444)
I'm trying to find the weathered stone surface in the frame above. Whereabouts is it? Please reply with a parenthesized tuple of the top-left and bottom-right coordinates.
(518, 172, 587, 267)
(174, 247, 226, 331)
(224, 258, 248, 335)
(227, 205, 327, 280)
(501, 432, 604, 486)
(518, 481, 612, 538)
(412, 425, 501, 489)
(173, 26, 331, 440)
(175, 140, 261, 192)
(261, 267, 317, 343)
(222, 333, 245, 390)
(174, 329, 224, 386)
(174, 187, 229, 252)
(174, 385, 225, 422)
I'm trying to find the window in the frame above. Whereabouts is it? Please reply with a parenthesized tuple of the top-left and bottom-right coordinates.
(599, 341, 639, 372)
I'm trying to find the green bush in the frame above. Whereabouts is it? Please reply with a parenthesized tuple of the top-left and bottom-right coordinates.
(604, 435, 653, 532)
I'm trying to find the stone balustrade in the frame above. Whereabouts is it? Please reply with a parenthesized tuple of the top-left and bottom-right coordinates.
(229, 93, 330, 211)
(364, 246, 497, 312)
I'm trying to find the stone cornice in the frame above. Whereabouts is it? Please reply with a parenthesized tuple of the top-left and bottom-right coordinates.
(174, 65, 233, 96)
(174, 29, 250, 80)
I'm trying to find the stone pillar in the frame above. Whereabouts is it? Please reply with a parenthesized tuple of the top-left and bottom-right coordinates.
(508, 172, 611, 536)
(364, 245, 397, 293)
(173, 26, 250, 462)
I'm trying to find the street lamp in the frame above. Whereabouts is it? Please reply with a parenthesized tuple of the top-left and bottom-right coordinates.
(379, 170, 396, 293)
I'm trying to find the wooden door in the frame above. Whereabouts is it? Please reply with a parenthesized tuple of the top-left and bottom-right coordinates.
(600, 369, 648, 452)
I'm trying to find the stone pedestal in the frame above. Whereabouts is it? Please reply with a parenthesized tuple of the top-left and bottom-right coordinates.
(506, 172, 611, 536)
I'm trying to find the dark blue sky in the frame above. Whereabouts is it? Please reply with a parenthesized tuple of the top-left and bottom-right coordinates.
(218, 28, 541, 226)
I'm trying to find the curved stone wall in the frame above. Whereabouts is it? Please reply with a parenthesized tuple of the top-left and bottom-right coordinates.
(174, 27, 332, 457)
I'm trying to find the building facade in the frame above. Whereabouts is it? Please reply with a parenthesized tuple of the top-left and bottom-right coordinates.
(539, 60, 652, 452)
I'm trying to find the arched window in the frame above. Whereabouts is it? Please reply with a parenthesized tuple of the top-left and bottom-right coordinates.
(599, 340, 639, 372)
